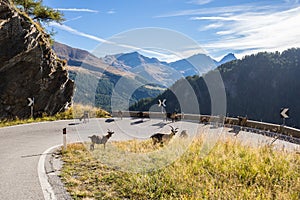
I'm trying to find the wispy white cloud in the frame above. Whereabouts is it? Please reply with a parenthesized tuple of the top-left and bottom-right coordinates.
(156, 4, 278, 18)
(198, 6, 300, 58)
(49, 23, 182, 62)
(64, 16, 82, 23)
(198, 22, 223, 31)
(157, 1, 300, 58)
(285, 0, 299, 4)
(216, 30, 235, 35)
(107, 9, 116, 14)
(55, 8, 99, 13)
(191, 16, 243, 21)
(50, 22, 108, 43)
(187, 0, 213, 5)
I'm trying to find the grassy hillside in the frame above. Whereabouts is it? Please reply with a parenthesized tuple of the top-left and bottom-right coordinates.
(53, 42, 165, 112)
(60, 138, 300, 199)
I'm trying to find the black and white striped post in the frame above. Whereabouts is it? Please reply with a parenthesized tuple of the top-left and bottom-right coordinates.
(63, 128, 67, 150)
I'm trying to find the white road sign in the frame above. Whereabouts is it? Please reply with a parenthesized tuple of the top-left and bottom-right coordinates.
(280, 108, 289, 118)
(28, 98, 34, 107)
(158, 99, 166, 107)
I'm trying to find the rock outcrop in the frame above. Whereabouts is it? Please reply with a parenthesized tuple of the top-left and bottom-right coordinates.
(0, 0, 74, 119)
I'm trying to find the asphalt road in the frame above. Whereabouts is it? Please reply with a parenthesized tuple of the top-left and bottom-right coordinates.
(0, 120, 78, 200)
(0, 118, 299, 200)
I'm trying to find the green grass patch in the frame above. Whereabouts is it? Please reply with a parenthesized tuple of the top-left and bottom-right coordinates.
(60, 138, 300, 199)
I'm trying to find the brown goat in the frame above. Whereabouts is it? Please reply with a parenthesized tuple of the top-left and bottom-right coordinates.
(88, 129, 114, 150)
(166, 112, 181, 122)
(150, 126, 178, 146)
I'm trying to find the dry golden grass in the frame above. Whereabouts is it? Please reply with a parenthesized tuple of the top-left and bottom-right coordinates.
(72, 104, 111, 119)
(60, 137, 300, 199)
(0, 104, 110, 127)
(112, 139, 159, 153)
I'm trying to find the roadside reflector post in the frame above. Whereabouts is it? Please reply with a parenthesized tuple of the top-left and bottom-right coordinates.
(63, 128, 67, 150)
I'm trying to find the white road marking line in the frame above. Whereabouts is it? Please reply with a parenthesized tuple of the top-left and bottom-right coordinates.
(38, 144, 61, 200)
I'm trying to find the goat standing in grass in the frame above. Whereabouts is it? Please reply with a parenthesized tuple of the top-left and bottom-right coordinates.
(150, 126, 178, 146)
(88, 129, 114, 150)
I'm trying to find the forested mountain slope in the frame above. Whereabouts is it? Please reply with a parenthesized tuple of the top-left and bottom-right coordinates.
(131, 48, 300, 128)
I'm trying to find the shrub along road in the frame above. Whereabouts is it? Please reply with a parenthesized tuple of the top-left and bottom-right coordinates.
(0, 118, 299, 199)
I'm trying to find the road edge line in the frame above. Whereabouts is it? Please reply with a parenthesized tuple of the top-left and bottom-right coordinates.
(38, 144, 62, 200)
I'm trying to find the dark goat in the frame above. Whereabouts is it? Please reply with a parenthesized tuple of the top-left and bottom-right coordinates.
(166, 112, 181, 122)
(200, 116, 209, 125)
(150, 126, 178, 146)
(88, 129, 114, 150)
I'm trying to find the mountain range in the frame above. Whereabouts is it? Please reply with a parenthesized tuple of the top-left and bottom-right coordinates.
(53, 42, 236, 111)
(102, 50, 236, 83)
(53, 42, 236, 86)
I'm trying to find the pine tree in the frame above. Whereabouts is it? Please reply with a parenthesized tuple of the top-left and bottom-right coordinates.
(12, 0, 64, 23)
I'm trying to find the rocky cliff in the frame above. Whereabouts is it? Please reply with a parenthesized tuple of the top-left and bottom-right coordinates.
(0, 0, 74, 119)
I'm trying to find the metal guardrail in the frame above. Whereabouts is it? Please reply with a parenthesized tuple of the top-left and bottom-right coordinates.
(111, 111, 300, 145)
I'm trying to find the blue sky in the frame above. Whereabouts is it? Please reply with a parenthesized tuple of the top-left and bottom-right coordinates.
(44, 0, 300, 61)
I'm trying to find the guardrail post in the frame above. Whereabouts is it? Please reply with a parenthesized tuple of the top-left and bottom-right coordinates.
(63, 128, 67, 150)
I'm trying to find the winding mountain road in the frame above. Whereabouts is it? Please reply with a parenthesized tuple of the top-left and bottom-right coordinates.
(0, 118, 299, 200)
(0, 121, 77, 200)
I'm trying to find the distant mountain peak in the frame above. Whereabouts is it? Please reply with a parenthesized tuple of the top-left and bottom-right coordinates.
(124, 51, 140, 56)
(108, 51, 162, 68)
(217, 53, 237, 66)
(169, 53, 217, 77)
(221, 53, 236, 60)
(52, 42, 96, 61)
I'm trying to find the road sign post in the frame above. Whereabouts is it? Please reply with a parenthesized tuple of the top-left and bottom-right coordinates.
(158, 99, 166, 113)
(158, 99, 166, 121)
(280, 108, 289, 126)
(27, 97, 34, 118)
(64, 102, 70, 110)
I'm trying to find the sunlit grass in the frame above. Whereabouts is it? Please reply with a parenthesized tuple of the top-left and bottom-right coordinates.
(0, 104, 110, 128)
(0, 114, 64, 128)
(72, 104, 111, 119)
(60, 137, 300, 199)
